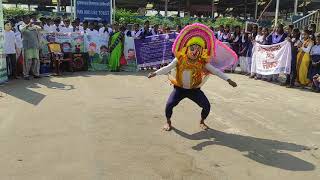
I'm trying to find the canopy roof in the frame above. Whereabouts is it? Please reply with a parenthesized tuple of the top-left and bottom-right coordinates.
(5, 0, 320, 16)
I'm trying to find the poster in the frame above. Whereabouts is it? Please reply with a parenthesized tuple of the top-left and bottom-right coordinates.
(40, 32, 85, 54)
(76, 0, 112, 23)
(251, 41, 292, 75)
(134, 33, 177, 68)
(0, 0, 8, 83)
(121, 36, 137, 72)
(86, 34, 109, 71)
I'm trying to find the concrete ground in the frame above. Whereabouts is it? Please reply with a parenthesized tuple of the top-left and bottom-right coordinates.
(0, 71, 319, 180)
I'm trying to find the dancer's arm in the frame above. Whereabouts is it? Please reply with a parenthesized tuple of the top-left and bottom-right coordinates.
(148, 59, 177, 78)
(205, 63, 237, 87)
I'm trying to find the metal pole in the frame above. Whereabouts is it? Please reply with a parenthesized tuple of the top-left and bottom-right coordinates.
(74, 0, 76, 19)
(294, 0, 298, 15)
(70, 0, 73, 19)
(165, 0, 168, 17)
(57, 0, 61, 12)
(255, 0, 258, 19)
(113, 0, 116, 23)
(275, 0, 280, 27)
(244, 0, 247, 19)
(211, 0, 215, 18)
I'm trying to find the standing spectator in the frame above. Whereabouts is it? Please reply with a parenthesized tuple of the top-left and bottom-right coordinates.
(60, 19, 73, 33)
(99, 23, 111, 45)
(268, 24, 287, 45)
(251, 27, 268, 79)
(108, 25, 125, 72)
(74, 18, 84, 33)
(287, 24, 294, 37)
(221, 25, 231, 43)
(255, 27, 264, 43)
(239, 31, 250, 74)
(164, 27, 171, 34)
(285, 28, 302, 87)
(4, 21, 18, 79)
(43, 18, 50, 31)
(216, 25, 224, 41)
(140, 20, 152, 38)
(176, 25, 182, 33)
(129, 24, 141, 38)
(86, 22, 99, 36)
(151, 24, 160, 35)
(229, 25, 241, 72)
(308, 34, 320, 81)
(49, 18, 62, 33)
(20, 15, 42, 80)
(267, 24, 287, 81)
(296, 30, 314, 87)
(82, 20, 89, 33)
(309, 23, 317, 41)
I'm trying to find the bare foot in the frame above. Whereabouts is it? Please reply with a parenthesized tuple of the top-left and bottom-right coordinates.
(200, 123, 209, 130)
(162, 122, 172, 131)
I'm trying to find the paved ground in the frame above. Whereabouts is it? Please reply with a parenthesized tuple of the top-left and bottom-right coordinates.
(0, 71, 319, 180)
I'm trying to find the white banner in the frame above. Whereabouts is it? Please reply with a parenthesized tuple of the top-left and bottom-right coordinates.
(251, 41, 292, 75)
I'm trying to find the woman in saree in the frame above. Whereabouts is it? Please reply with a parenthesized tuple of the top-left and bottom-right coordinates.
(296, 30, 314, 86)
(108, 24, 125, 72)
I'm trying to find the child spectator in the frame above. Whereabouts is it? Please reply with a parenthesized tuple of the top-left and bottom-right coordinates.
(4, 21, 18, 79)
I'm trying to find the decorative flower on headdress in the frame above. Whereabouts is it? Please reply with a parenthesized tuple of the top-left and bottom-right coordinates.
(172, 23, 215, 61)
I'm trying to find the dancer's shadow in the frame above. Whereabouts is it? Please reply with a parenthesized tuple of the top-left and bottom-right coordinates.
(173, 128, 315, 171)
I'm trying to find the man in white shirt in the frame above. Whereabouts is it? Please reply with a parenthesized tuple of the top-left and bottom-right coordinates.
(86, 22, 99, 36)
(60, 19, 73, 33)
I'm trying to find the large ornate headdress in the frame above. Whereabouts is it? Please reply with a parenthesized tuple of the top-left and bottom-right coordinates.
(172, 23, 215, 61)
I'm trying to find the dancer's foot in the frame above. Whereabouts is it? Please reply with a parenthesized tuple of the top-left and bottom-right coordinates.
(200, 122, 209, 130)
(163, 121, 172, 131)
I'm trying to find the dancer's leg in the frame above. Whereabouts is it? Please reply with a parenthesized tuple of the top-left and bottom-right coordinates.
(164, 86, 185, 130)
(187, 89, 211, 130)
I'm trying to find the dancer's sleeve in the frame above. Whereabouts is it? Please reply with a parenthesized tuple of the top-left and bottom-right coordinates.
(155, 58, 178, 75)
(205, 63, 230, 81)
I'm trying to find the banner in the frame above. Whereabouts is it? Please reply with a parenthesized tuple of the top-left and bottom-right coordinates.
(0, 0, 7, 83)
(251, 41, 292, 75)
(134, 33, 177, 68)
(40, 32, 85, 54)
(85, 34, 109, 71)
(121, 36, 137, 72)
(76, 0, 111, 23)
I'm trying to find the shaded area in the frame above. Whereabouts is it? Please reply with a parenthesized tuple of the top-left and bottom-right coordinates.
(173, 128, 316, 171)
(0, 77, 75, 106)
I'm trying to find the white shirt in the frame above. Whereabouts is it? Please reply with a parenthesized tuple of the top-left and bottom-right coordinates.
(255, 34, 264, 43)
(72, 26, 84, 33)
(60, 25, 73, 33)
(311, 45, 320, 55)
(99, 27, 113, 34)
(86, 29, 99, 36)
(14, 31, 23, 49)
(99, 29, 110, 39)
(155, 58, 229, 89)
(43, 24, 50, 32)
(4, 31, 16, 54)
(48, 25, 63, 33)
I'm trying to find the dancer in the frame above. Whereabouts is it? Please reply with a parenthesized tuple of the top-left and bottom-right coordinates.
(148, 23, 237, 131)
